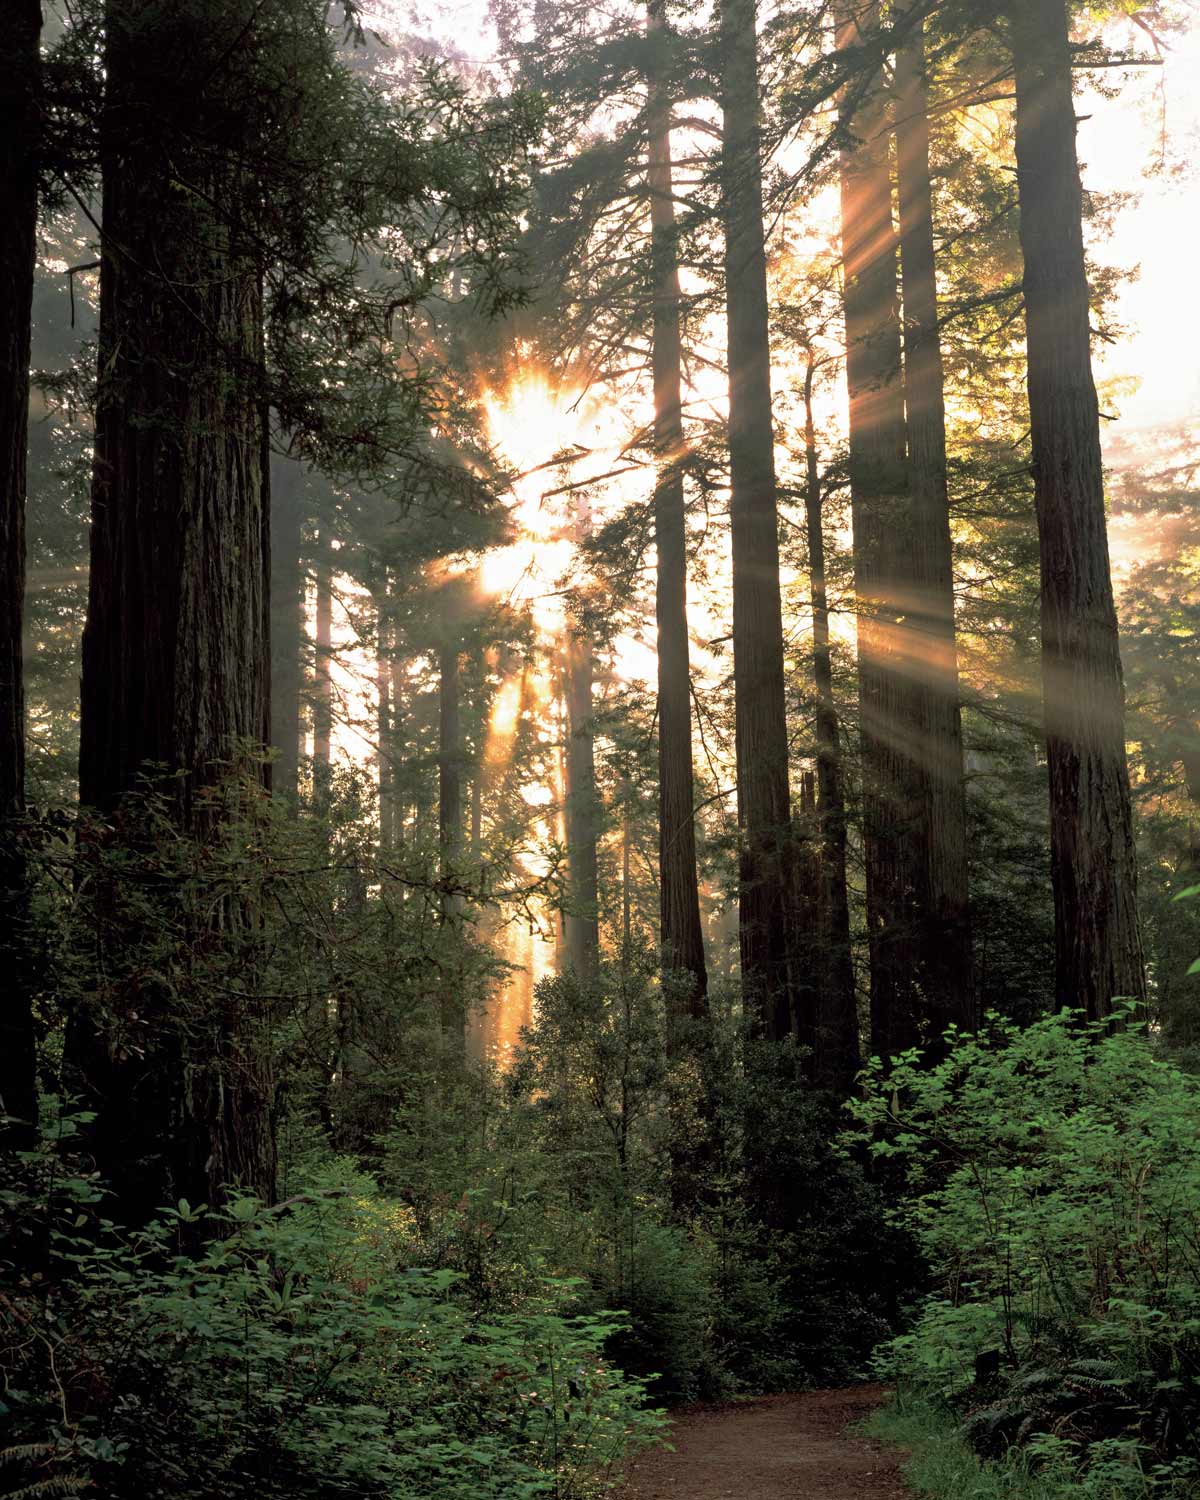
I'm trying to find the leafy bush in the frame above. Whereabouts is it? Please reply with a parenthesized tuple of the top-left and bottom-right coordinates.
(869, 1395, 1200, 1500)
(595, 1214, 719, 1401)
(853, 1009, 1200, 1481)
(0, 1115, 664, 1500)
(718, 1039, 919, 1388)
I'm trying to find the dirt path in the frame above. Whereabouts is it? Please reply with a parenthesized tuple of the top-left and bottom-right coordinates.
(621, 1385, 910, 1500)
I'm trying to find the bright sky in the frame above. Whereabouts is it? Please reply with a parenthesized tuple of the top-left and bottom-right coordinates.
(352, 0, 1200, 678)
(344, 1, 1200, 1025)
(1083, 16, 1200, 446)
(371, 1, 1200, 457)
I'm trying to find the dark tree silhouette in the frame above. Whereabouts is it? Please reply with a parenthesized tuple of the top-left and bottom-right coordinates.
(70, 0, 278, 1222)
(1008, 0, 1146, 1018)
(720, 0, 798, 1040)
(894, 3, 975, 1033)
(0, 0, 41, 1150)
(648, 0, 708, 1017)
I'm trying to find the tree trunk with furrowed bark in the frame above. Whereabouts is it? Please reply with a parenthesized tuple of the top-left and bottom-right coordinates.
(1008, 0, 1145, 1018)
(837, 0, 926, 1062)
(68, 0, 276, 1225)
(563, 609, 600, 983)
(0, 0, 41, 1152)
(438, 626, 467, 1047)
(801, 358, 860, 1093)
(312, 529, 334, 806)
(648, 0, 708, 1025)
(719, 0, 798, 1041)
(270, 449, 305, 807)
(894, 5, 976, 1036)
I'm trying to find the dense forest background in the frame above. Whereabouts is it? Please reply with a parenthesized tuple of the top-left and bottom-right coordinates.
(2, 1, 1200, 1497)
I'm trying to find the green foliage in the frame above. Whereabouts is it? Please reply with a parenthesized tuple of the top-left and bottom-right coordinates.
(0, 1117, 664, 1500)
(715, 1039, 920, 1387)
(852, 1012, 1200, 1480)
(869, 1395, 1200, 1500)
(380, 959, 723, 1403)
(373, 962, 911, 1407)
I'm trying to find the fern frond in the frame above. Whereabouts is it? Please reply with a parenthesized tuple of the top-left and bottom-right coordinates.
(4, 1477, 89, 1499)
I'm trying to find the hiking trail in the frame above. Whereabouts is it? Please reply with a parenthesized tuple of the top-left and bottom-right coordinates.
(621, 1384, 910, 1500)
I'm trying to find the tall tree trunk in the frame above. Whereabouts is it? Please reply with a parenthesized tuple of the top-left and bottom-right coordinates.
(836, 0, 926, 1061)
(390, 648, 406, 844)
(376, 580, 393, 855)
(553, 659, 569, 974)
(801, 358, 860, 1093)
(719, 0, 797, 1041)
(438, 639, 462, 864)
(70, 0, 275, 1222)
(438, 632, 467, 1045)
(312, 529, 333, 806)
(893, 8, 976, 1034)
(563, 612, 600, 982)
(621, 776, 633, 954)
(0, 0, 41, 1151)
(1008, 0, 1145, 1017)
(647, 0, 708, 1016)
(470, 729, 484, 857)
(269, 449, 304, 806)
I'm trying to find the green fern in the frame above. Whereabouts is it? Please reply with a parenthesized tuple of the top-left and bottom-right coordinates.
(0, 1445, 87, 1499)
(3, 1478, 89, 1500)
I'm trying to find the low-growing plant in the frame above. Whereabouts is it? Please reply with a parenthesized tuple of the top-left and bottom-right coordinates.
(869, 1395, 1200, 1500)
(851, 1009, 1200, 1479)
(0, 1113, 665, 1500)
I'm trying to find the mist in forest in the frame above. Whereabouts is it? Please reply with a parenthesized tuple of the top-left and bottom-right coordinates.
(3, 3, 1200, 1497)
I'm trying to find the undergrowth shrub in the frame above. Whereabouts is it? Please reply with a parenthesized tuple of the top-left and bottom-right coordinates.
(869, 1395, 1200, 1500)
(0, 1113, 664, 1500)
(378, 964, 726, 1403)
(852, 1008, 1200, 1488)
(596, 1215, 717, 1400)
(717, 1040, 919, 1389)
(372, 966, 914, 1404)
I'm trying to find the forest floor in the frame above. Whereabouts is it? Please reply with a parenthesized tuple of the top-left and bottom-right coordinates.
(621, 1385, 910, 1499)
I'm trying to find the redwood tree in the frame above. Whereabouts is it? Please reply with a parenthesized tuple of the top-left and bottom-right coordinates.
(836, 0, 923, 1061)
(647, 0, 708, 1016)
(563, 613, 601, 982)
(0, 0, 41, 1151)
(70, 0, 277, 1220)
(1007, 0, 1145, 1017)
(313, 525, 334, 799)
(719, 0, 798, 1041)
(270, 449, 306, 805)
(801, 353, 860, 1093)
(893, 5, 975, 1033)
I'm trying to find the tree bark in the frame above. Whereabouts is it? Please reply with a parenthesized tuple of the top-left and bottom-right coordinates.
(719, 0, 797, 1041)
(312, 527, 333, 807)
(647, 0, 708, 1016)
(439, 639, 462, 863)
(836, 0, 926, 1061)
(0, 0, 41, 1151)
(269, 449, 304, 806)
(376, 580, 394, 855)
(893, 7, 976, 1034)
(71, 0, 275, 1222)
(1008, 0, 1145, 1018)
(438, 633, 466, 1044)
(801, 358, 860, 1093)
(563, 610, 600, 982)
(621, 776, 633, 954)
